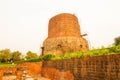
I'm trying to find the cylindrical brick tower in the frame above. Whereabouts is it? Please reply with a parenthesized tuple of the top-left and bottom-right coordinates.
(42, 13, 89, 56)
(48, 13, 81, 38)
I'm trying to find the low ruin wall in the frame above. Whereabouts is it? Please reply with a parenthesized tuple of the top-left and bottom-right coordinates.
(43, 54, 120, 80)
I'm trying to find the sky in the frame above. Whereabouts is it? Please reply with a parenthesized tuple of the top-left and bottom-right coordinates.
(0, 0, 120, 54)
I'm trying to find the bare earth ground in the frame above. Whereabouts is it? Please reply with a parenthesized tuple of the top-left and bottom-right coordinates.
(3, 75, 51, 80)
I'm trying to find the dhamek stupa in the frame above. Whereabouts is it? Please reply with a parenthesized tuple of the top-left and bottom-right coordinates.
(42, 13, 89, 56)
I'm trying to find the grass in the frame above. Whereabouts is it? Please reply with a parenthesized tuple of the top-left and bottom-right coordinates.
(0, 63, 16, 68)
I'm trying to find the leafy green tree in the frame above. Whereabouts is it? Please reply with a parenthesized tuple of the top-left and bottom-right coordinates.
(12, 51, 21, 61)
(25, 51, 38, 60)
(0, 49, 12, 63)
(114, 36, 120, 46)
(0, 53, 2, 63)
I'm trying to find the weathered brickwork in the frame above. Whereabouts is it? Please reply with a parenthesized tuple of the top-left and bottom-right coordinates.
(41, 68, 74, 80)
(48, 13, 81, 38)
(0, 62, 43, 80)
(43, 54, 120, 80)
(43, 37, 88, 55)
(43, 13, 89, 56)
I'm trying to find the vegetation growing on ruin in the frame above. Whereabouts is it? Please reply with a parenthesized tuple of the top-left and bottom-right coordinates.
(43, 45, 120, 61)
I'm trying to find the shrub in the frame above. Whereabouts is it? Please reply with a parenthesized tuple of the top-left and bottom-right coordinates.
(43, 54, 55, 61)
(25, 57, 42, 62)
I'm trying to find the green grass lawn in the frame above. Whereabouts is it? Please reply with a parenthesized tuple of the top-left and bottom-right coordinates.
(0, 63, 16, 68)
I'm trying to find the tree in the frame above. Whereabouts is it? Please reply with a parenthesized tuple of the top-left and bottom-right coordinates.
(12, 51, 21, 61)
(114, 36, 120, 46)
(0, 49, 12, 63)
(25, 51, 38, 60)
(0, 53, 2, 63)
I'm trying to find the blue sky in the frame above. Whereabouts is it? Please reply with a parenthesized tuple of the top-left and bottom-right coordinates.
(0, 0, 120, 54)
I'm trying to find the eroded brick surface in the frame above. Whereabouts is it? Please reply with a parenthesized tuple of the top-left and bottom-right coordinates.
(0, 62, 43, 80)
(43, 13, 89, 56)
(48, 13, 81, 38)
(41, 67, 74, 80)
(43, 54, 120, 80)
(16, 62, 42, 76)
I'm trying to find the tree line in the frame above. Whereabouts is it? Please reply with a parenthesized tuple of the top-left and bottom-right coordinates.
(0, 49, 39, 63)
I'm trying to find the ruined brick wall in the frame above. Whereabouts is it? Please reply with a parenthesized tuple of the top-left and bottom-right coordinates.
(43, 13, 89, 56)
(43, 54, 120, 80)
(16, 62, 42, 76)
(0, 68, 4, 80)
(41, 68, 74, 80)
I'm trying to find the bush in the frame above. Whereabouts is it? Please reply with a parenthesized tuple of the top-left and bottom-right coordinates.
(109, 45, 120, 53)
(25, 58, 42, 62)
(43, 54, 55, 61)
